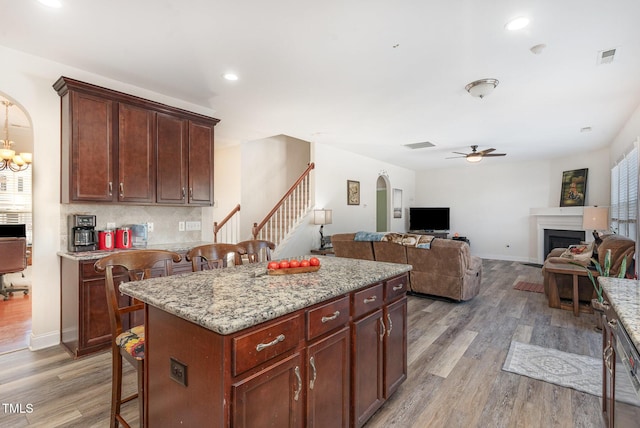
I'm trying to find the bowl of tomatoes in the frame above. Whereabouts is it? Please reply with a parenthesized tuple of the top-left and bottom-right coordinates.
(267, 257, 321, 275)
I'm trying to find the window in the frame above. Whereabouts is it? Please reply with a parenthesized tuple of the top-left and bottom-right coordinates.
(611, 143, 638, 239)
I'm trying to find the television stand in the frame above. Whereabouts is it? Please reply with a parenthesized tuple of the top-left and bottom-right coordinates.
(410, 230, 449, 239)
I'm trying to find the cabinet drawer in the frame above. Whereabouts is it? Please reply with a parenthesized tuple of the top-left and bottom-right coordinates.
(385, 274, 408, 302)
(81, 260, 127, 279)
(306, 296, 350, 340)
(352, 283, 383, 319)
(232, 313, 303, 376)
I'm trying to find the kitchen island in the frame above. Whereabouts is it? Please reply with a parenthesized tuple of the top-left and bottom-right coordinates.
(599, 277, 640, 427)
(120, 256, 411, 427)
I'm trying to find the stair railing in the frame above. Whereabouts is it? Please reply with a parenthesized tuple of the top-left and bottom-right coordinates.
(213, 203, 241, 243)
(252, 163, 315, 246)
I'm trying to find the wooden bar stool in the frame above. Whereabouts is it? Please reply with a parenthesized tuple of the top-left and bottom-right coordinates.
(95, 250, 182, 428)
(186, 243, 247, 271)
(237, 240, 275, 263)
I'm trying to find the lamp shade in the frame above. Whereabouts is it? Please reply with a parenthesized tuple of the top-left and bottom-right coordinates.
(314, 209, 333, 226)
(582, 206, 609, 230)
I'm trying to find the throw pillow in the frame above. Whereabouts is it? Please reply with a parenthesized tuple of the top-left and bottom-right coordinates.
(560, 243, 593, 263)
(354, 231, 385, 242)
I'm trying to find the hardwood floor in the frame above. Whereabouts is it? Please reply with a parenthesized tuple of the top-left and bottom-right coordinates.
(0, 260, 609, 427)
(0, 292, 31, 354)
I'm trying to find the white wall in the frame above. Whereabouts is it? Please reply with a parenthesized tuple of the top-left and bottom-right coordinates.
(415, 147, 610, 262)
(313, 144, 416, 237)
(0, 45, 218, 350)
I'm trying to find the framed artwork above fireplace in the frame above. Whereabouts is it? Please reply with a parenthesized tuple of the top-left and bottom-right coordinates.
(560, 168, 588, 207)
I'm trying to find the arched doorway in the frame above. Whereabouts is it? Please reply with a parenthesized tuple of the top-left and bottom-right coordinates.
(0, 93, 33, 353)
(376, 175, 390, 232)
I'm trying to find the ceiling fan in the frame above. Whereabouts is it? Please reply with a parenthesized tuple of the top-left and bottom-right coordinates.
(447, 145, 506, 162)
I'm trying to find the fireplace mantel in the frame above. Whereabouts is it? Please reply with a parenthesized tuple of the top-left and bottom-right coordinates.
(530, 207, 590, 263)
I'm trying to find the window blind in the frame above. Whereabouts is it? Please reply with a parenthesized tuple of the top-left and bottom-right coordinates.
(610, 145, 638, 239)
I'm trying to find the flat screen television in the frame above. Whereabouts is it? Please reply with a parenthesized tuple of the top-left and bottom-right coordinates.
(409, 207, 450, 232)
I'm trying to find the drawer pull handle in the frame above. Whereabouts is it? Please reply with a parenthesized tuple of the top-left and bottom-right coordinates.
(392, 284, 404, 291)
(294, 366, 302, 401)
(387, 313, 393, 336)
(608, 319, 617, 330)
(119, 182, 124, 197)
(309, 356, 317, 390)
(379, 317, 386, 341)
(256, 334, 285, 352)
(108, 182, 113, 196)
(321, 311, 340, 323)
(364, 296, 377, 304)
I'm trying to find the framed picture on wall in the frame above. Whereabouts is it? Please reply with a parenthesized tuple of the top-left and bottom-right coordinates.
(347, 180, 360, 205)
(393, 188, 402, 218)
(560, 168, 588, 207)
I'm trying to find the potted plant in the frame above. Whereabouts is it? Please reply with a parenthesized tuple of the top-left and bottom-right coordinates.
(579, 249, 627, 330)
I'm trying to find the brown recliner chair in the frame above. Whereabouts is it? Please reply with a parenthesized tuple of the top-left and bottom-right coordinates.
(542, 234, 635, 303)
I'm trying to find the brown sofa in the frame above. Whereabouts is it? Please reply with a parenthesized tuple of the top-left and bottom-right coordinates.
(542, 234, 635, 303)
(332, 233, 482, 301)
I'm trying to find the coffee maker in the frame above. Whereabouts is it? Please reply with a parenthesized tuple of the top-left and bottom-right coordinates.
(68, 214, 98, 252)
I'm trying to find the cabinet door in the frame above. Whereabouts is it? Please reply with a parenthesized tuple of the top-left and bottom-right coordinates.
(69, 91, 114, 202)
(307, 326, 350, 428)
(384, 297, 407, 398)
(117, 103, 156, 203)
(156, 113, 188, 204)
(187, 121, 214, 205)
(232, 352, 304, 428)
(352, 308, 384, 428)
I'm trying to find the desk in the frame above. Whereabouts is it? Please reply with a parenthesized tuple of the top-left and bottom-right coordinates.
(544, 262, 597, 316)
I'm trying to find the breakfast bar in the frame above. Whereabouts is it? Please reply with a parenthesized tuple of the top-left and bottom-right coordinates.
(119, 256, 411, 427)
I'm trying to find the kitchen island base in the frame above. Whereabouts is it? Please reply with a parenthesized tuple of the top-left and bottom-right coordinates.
(144, 273, 408, 427)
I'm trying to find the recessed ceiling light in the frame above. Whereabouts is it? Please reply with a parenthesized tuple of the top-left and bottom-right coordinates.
(505, 16, 530, 31)
(37, 0, 63, 8)
(223, 73, 239, 81)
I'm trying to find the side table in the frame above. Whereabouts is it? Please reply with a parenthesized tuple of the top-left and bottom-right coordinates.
(310, 247, 334, 256)
(544, 262, 598, 317)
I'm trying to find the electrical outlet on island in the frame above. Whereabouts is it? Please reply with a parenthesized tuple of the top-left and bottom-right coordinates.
(147, 222, 154, 232)
(179, 221, 185, 232)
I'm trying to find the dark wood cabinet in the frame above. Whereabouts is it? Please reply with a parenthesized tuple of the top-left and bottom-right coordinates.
(144, 273, 408, 427)
(60, 252, 193, 357)
(61, 91, 114, 202)
(117, 103, 156, 203)
(54, 76, 219, 206)
(232, 352, 304, 428)
(156, 116, 214, 206)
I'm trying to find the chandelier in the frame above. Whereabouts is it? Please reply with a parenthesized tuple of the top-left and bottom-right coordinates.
(1, 101, 32, 172)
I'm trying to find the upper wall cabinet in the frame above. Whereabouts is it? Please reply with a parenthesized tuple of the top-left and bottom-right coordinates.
(54, 77, 219, 206)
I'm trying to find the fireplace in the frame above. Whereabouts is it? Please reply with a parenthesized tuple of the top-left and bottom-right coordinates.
(543, 229, 585, 260)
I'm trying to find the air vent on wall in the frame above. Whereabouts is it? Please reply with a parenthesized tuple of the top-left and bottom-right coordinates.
(404, 141, 435, 150)
(597, 48, 616, 65)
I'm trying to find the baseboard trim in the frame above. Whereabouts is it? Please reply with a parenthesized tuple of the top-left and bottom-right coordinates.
(29, 330, 60, 351)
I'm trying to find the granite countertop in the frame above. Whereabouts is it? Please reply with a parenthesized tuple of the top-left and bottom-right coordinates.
(119, 256, 412, 335)
(57, 241, 211, 261)
(600, 277, 640, 351)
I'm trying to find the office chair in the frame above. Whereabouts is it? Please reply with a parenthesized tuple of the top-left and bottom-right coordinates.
(0, 237, 29, 301)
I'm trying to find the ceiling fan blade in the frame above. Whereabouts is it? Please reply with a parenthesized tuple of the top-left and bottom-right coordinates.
(451, 152, 469, 156)
(483, 153, 506, 157)
(446, 155, 467, 159)
(478, 148, 496, 155)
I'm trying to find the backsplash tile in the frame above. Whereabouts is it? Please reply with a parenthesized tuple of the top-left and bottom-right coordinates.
(60, 204, 204, 251)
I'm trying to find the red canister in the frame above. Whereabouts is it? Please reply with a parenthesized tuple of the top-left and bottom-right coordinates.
(98, 230, 114, 250)
(115, 227, 132, 249)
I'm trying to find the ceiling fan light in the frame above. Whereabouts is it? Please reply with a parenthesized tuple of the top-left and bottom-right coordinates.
(466, 154, 482, 163)
(465, 79, 499, 99)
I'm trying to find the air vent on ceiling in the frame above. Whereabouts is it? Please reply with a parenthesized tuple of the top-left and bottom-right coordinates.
(404, 141, 435, 150)
(597, 48, 616, 65)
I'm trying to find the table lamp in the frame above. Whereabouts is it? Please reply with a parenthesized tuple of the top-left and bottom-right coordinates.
(582, 206, 609, 252)
(314, 209, 333, 249)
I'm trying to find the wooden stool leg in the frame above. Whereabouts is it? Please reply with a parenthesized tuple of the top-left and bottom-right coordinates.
(548, 273, 560, 309)
(111, 347, 123, 428)
(138, 359, 144, 428)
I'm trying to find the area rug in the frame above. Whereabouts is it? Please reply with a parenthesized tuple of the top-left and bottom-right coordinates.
(513, 281, 545, 293)
(503, 341, 640, 406)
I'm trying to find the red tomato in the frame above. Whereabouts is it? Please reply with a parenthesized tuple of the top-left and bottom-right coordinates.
(279, 260, 290, 269)
(299, 260, 310, 267)
(267, 261, 279, 270)
(289, 259, 300, 268)
(309, 257, 320, 267)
